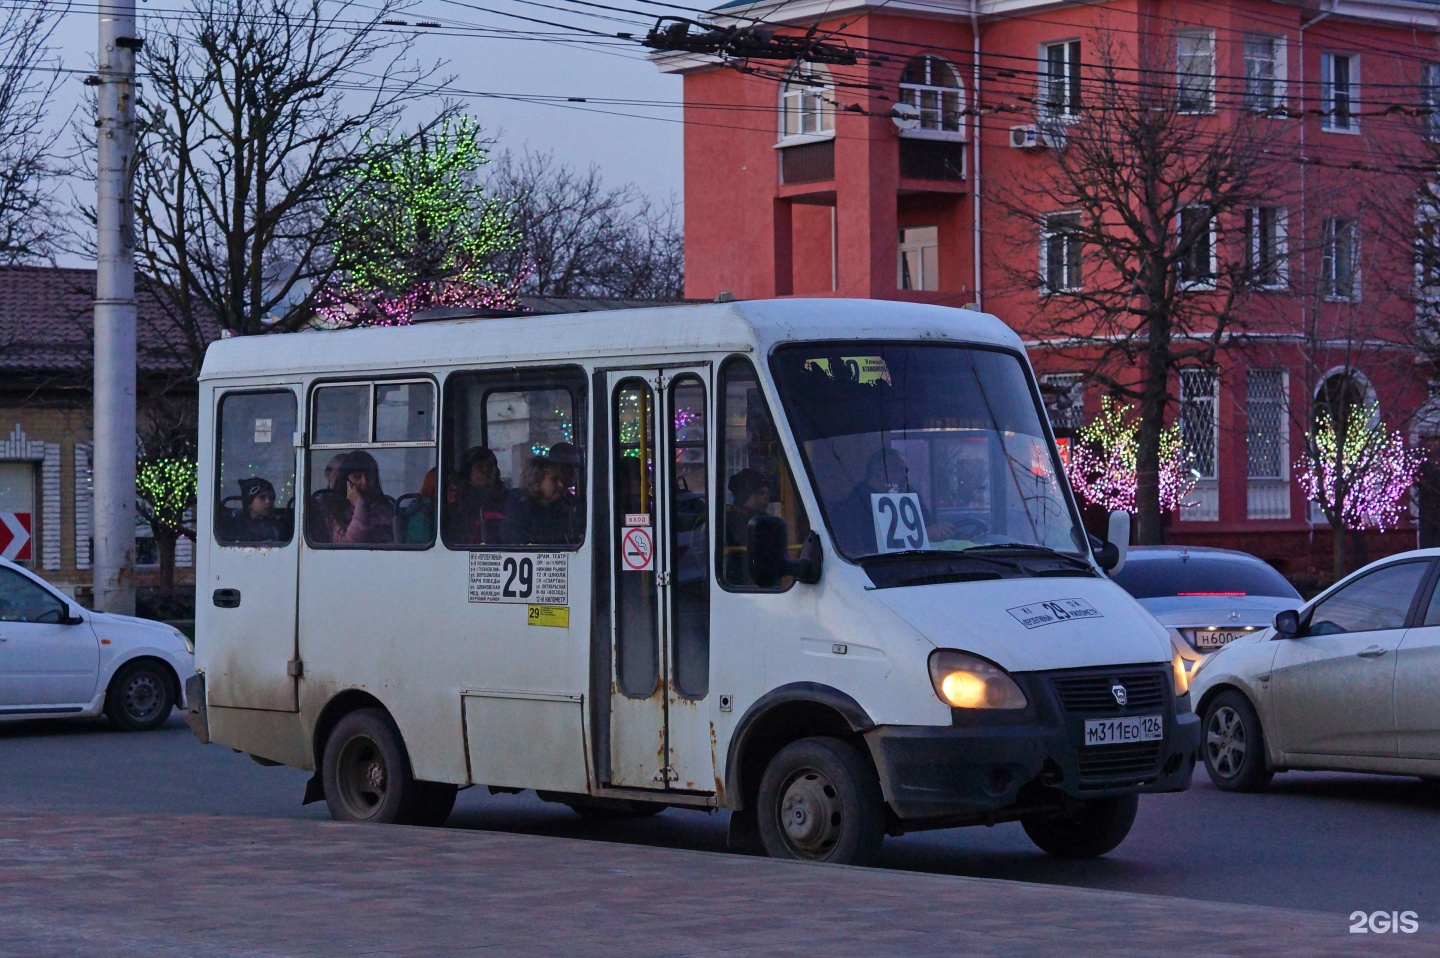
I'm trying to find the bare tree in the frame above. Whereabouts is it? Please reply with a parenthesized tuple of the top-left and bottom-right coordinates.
(0, 1, 68, 263)
(127, 0, 448, 356)
(484, 150, 684, 300)
(991, 31, 1280, 543)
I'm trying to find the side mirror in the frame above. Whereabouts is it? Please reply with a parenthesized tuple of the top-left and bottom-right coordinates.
(747, 516, 823, 588)
(1094, 510, 1129, 573)
(1273, 609, 1301, 637)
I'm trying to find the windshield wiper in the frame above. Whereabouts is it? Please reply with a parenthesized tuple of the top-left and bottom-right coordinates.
(959, 543, 1096, 572)
(860, 549, 1022, 573)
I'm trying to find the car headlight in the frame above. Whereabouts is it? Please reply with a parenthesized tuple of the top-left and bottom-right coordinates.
(173, 627, 194, 654)
(1171, 649, 1189, 697)
(928, 650, 1028, 710)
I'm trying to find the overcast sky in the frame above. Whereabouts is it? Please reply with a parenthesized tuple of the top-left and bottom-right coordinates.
(47, 0, 685, 266)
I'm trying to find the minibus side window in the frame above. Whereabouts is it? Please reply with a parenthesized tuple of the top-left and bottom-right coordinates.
(215, 390, 297, 547)
(670, 375, 709, 698)
(441, 368, 587, 550)
(306, 380, 437, 549)
(717, 357, 810, 591)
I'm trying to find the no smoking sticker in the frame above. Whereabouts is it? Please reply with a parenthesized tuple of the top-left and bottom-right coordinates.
(621, 526, 654, 571)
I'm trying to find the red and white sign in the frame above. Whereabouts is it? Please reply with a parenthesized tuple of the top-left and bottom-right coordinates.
(0, 511, 31, 561)
(620, 526, 654, 571)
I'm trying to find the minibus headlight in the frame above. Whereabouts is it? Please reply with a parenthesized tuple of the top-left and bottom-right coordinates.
(927, 650, 1027, 710)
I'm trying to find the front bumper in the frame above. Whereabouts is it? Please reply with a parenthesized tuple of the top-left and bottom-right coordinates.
(865, 665, 1201, 822)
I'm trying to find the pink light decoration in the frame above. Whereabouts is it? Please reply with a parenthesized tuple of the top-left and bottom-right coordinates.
(1067, 396, 1198, 513)
(1296, 405, 1425, 531)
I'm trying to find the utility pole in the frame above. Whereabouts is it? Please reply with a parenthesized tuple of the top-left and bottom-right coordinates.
(93, 1, 140, 615)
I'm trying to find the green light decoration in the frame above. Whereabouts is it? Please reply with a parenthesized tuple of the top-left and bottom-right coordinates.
(1297, 404, 1425, 531)
(136, 457, 198, 533)
(1068, 397, 1197, 513)
(317, 116, 525, 326)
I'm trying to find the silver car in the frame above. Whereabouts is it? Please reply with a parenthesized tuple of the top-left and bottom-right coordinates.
(1111, 546, 1302, 672)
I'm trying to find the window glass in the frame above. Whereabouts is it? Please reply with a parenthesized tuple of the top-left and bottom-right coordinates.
(0, 567, 65, 623)
(307, 380, 437, 549)
(1113, 556, 1300, 600)
(442, 368, 586, 549)
(614, 379, 658, 697)
(1310, 561, 1429, 635)
(215, 390, 297, 547)
(718, 358, 810, 589)
(1177, 30, 1215, 112)
(671, 376, 709, 698)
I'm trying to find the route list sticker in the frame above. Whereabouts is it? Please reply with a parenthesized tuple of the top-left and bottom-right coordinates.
(468, 552, 568, 605)
(1006, 598, 1102, 630)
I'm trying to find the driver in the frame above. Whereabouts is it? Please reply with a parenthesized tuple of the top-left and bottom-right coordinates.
(831, 448, 953, 555)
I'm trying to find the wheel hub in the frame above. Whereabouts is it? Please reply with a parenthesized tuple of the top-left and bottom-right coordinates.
(124, 675, 161, 720)
(1206, 706, 1246, 777)
(778, 768, 842, 857)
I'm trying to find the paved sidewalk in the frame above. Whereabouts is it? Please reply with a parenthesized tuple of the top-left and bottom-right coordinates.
(0, 810, 1433, 957)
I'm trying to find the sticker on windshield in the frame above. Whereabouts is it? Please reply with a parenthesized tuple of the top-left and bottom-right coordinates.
(872, 492, 929, 553)
(1007, 598, 1102, 629)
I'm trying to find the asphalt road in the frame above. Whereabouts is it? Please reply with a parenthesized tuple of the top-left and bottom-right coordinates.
(3, 712, 1437, 920)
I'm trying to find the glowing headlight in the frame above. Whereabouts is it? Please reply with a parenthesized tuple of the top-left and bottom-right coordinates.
(927, 650, 1028, 710)
(1171, 649, 1189, 697)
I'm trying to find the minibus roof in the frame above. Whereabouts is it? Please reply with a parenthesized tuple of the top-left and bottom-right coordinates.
(198, 298, 1026, 381)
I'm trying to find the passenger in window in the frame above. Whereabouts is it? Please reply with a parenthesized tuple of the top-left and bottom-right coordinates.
(723, 468, 770, 583)
(400, 468, 439, 544)
(307, 453, 348, 543)
(328, 450, 396, 545)
(234, 477, 284, 543)
(502, 456, 582, 545)
(455, 446, 508, 544)
(548, 441, 581, 494)
(831, 448, 953, 555)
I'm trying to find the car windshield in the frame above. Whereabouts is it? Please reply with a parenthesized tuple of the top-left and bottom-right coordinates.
(1113, 555, 1300, 600)
(771, 342, 1085, 564)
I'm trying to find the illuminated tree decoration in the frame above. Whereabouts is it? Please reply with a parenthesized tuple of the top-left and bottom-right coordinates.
(1068, 397, 1198, 513)
(1296, 405, 1425, 531)
(136, 457, 198, 535)
(316, 117, 524, 327)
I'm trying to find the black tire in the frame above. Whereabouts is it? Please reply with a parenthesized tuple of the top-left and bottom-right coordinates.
(1202, 690, 1274, 793)
(104, 659, 176, 732)
(564, 798, 666, 820)
(322, 708, 429, 825)
(756, 736, 885, 866)
(1022, 794, 1138, 858)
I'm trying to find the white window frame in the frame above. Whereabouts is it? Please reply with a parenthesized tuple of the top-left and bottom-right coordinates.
(898, 56, 966, 141)
(1323, 216, 1361, 301)
(897, 225, 940, 290)
(1243, 34, 1287, 113)
(1321, 52, 1359, 134)
(1040, 211, 1083, 293)
(1177, 206, 1217, 289)
(1416, 190, 1440, 295)
(1039, 39, 1082, 121)
(1180, 367, 1220, 481)
(1424, 63, 1440, 142)
(778, 65, 835, 147)
(1176, 29, 1216, 114)
(1246, 368, 1289, 481)
(1245, 206, 1289, 290)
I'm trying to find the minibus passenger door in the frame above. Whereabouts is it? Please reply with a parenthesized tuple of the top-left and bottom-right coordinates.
(606, 368, 715, 792)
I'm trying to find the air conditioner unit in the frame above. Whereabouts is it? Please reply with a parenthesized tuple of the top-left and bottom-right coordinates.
(1009, 124, 1040, 149)
(1037, 120, 1069, 150)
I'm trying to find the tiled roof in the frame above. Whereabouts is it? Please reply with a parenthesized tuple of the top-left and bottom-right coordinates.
(0, 265, 218, 376)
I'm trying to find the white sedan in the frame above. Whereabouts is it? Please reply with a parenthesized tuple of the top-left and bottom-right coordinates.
(0, 558, 195, 731)
(1190, 548, 1440, 790)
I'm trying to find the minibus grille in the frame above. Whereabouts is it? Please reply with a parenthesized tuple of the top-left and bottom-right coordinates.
(1050, 670, 1167, 714)
(1075, 741, 1163, 786)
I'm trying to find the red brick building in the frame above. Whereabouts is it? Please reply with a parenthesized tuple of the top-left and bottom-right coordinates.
(655, 0, 1440, 578)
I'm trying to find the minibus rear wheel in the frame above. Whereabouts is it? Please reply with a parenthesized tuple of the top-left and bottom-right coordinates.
(756, 736, 885, 866)
(1021, 794, 1138, 858)
(323, 708, 433, 825)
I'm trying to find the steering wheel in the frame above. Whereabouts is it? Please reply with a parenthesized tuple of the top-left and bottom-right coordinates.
(950, 516, 989, 540)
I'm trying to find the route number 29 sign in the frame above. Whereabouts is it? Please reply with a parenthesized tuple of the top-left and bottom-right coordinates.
(871, 493, 928, 553)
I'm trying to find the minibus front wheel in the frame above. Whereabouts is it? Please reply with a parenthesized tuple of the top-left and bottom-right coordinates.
(322, 708, 456, 827)
(756, 736, 885, 866)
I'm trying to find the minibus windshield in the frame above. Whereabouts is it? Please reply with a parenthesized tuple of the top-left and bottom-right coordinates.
(772, 343, 1087, 567)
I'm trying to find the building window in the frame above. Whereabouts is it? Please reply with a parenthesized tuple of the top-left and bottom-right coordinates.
(1323, 216, 1360, 300)
(898, 226, 939, 291)
(1176, 30, 1215, 113)
(1246, 369, 1287, 480)
(1245, 206, 1288, 289)
(1180, 368, 1219, 481)
(898, 56, 965, 139)
(1041, 373, 1085, 431)
(1243, 34, 1286, 112)
(1041, 40, 1081, 120)
(1417, 193, 1440, 292)
(1322, 53, 1358, 132)
(779, 65, 834, 142)
(1177, 206, 1215, 287)
(1041, 212, 1082, 292)
(1424, 63, 1440, 142)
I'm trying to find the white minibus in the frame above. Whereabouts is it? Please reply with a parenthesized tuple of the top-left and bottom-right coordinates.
(187, 298, 1199, 864)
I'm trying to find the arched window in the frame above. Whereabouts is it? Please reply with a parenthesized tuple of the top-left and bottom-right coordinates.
(898, 56, 965, 139)
(779, 65, 834, 142)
